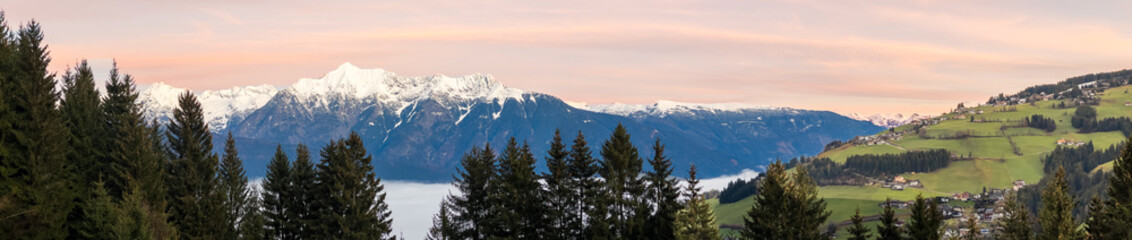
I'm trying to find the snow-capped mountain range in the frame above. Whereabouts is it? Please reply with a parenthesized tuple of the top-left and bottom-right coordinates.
(846, 113, 930, 129)
(136, 63, 884, 181)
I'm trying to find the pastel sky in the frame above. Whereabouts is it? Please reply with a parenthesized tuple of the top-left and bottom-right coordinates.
(3, 0, 1131, 115)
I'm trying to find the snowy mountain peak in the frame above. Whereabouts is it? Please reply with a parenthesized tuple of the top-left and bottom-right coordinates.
(282, 63, 524, 107)
(585, 100, 781, 117)
(138, 82, 278, 132)
(336, 62, 360, 71)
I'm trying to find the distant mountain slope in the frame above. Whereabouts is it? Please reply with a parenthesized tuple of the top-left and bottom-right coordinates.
(140, 63, 883, 181)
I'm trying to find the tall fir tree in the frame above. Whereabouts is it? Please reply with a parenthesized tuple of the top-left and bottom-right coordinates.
(1, 21, 76, 239)
(543, 130, 577, 239)
(646, 138, 681, 240)
(0, 11, 13, 226)
(103, 65, 168, 205)
(165, 90, 225, 239)
(59, 60, 106, 239)
(263, 145, 294, 240)
(492, 138, 548, 238)
(996, 192, 1033, 240)
(448, 143, 497, 239)
(846, 208, 871, 240)
(569, 131, 610, 239)
(906, 194, 943, 240)
(58, 61, 102, 180)
(1038, 166, 1082, 240)
(789, 167, 830, 239)
(288, 144, 318, 239)
(673, 164, 720, 240)
(312, 133, 394, 239)
(741, 160, 792, 240)
(876, 198, 903, 240)
(98, 65, 177, 238)
(219, 132, 251, 239)
(599, 124, 648, 238)
(0, 12, 14, 231)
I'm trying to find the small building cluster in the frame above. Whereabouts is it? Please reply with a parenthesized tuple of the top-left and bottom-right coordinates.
(882, 176, 921, 190)
(1056, 138, 1086, 147)
(873, 179, 1030, 238)
(850, 132, 905, 146)
(1013, 180, 1026, 191)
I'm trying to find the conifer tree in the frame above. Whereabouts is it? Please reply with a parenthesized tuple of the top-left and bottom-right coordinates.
(426, 199, 457, 240)
(59, 60, 107, 239)
(906, 194, 943, 240)
(543, 130, 577, 238)
(876, 199, 903, 240)
(0, 21, 75, 239)
(165, 91, 224, 239)
(1038, 166, 1082, 240)
(447, 144, 497, 239)
(92, 64, 178, 239)
(78, 181, 117, 240)
(288, 144, 318, 239)
(263, 145, 294, 240)
(0, 12, 12, 225)
(846, 208, 871, 240)
(104, 65, 168, 207)
(58, 61, 102, 177)
(646, 138, 681, 240)
(997, 192, 1033, 240)
(599, 124, 648, 238)
(114, 185, 168, 240)
(219, 132, 251, 239)
(789, 167, 831, 239)
(569, 131, 609, 238)
(241, 189, 267, 240)
(312, 133, 394, 239)
(1086, 197, 1116, 240)
(1091, 139, 1132, 239)
(742, 160, 829, 239)
(492, 138, 548, 238)
(673, 164, 720, 240)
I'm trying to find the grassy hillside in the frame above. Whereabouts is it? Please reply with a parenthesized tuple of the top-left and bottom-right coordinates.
(816, 85, 1132, 194)
(714, 84, 1132, 230)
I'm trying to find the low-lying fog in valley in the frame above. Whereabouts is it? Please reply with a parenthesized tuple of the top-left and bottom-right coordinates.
(375, 168, 761, 239)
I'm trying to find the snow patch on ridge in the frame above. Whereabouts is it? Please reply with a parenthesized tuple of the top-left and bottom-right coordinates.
(587, 100, 780, 117)
(846, 113, 930, 128)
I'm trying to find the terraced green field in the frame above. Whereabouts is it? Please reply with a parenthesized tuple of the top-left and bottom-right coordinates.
(820, 144, 905, 163)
